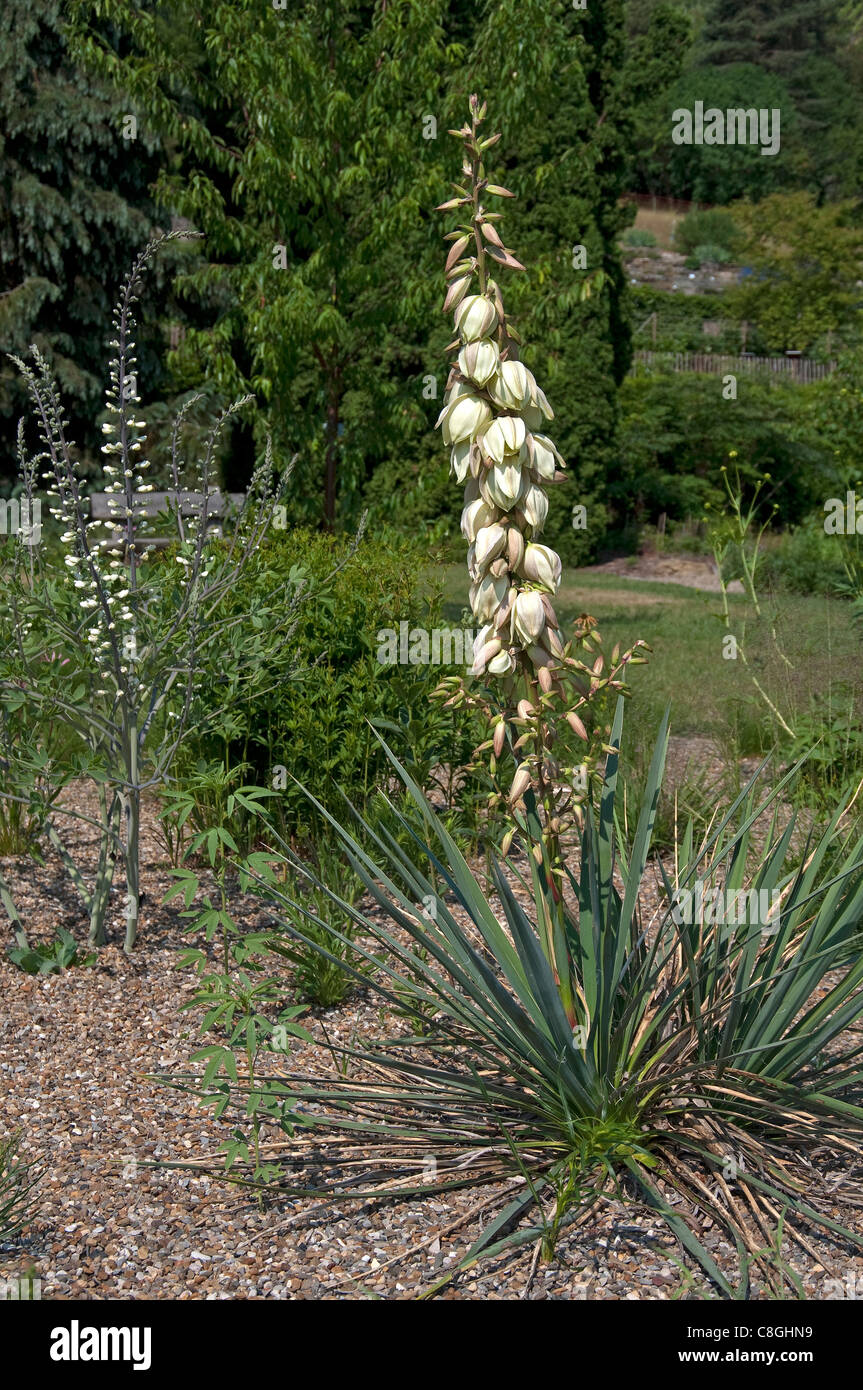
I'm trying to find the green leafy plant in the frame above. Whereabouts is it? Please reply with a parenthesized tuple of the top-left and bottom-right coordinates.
(7, 926, 97, 975)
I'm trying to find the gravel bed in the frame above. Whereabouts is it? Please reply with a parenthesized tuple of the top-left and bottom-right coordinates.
(1, 784, 861, 1300)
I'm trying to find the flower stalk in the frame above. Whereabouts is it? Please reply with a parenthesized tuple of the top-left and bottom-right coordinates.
(433, 97, 648, 1000)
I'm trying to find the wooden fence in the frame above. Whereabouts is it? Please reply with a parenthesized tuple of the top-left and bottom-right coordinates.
(632, 351, 835, 383)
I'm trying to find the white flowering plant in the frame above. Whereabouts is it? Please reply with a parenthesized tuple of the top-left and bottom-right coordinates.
(0, 231, 303, 953)
(432, 99, 647, 990)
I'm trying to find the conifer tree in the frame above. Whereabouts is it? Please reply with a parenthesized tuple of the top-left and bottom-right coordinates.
(0, 1, 170, 485)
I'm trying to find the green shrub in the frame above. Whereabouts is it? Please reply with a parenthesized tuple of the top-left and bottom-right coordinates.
(759, 521, 850, 595)
(685, 242, 732, 268)
(172, 528, 484, 844)
(674, 209, 739, 257)
(621, 227, 658, 248)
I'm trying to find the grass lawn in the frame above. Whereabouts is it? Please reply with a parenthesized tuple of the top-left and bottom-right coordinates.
(435, 563, 862, 757)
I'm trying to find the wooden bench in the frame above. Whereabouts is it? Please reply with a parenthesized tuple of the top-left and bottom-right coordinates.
(88, 491, 246, 554)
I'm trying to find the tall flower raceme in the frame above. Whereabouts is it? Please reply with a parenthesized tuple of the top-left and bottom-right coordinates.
(433, 98, 647, 967)
(0, 231, 305, 953)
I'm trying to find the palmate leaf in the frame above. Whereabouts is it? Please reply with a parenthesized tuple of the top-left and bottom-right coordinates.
(170, 716, 863, 1297)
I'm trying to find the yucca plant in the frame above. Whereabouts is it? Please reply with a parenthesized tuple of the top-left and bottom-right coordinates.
(175, 702, 863, 1297)
(0, 1131, 41, 1245)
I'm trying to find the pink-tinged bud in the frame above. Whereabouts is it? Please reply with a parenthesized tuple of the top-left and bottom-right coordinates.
(517, 699, 535, 719)
(473, 522, 507, 572)
(522, 485, 548, 532)
(443, 275, 471, 314)
(522, 542, 561, 591)
(493, 587, 516, 633)
(513, 590, 546, 644)
(507, 526, 525, 572)
(537, 666, 554, 693)
(458, 337, 500, 388)
(455, 294, 499, 342)
(501, 828, 515, 858)
(470, 637, 502, 675)
(541, 595, 558, 627)
(547, 626, 565, 657)
(566, 710, 588, 740)
(509, 765, 532, 803)
(493, 721, 506, 757)
(526, 643, 555, 669)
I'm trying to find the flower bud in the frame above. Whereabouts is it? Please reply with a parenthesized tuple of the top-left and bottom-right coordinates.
(522, 543, 561, 592)
(443, 275, 471, 314)
(526, 642, 556, 669)
(509, 765, 532, 803)
(456, 294, 499, 342)
(522, 485, 549, 532)
(513, 590, 547, 644)
(458, 337, 500, 388)
(471, 636, 502, 675)
(566, 710, 588, 741)
(507, 526, 525, 573)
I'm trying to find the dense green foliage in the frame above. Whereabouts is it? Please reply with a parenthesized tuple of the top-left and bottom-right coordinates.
(613, 370, 830, 541)
(0, 0, 184, 485)
(627, 0, 863, 201)
(171, 526, 484, 845)
(66, 0, 637, 555)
